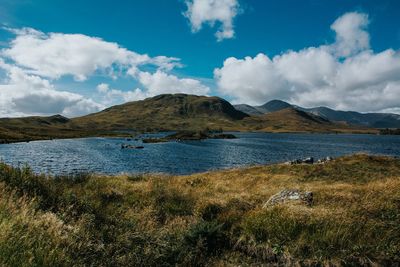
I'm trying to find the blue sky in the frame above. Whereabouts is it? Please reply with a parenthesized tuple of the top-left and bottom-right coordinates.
(0, 0, 399, 117)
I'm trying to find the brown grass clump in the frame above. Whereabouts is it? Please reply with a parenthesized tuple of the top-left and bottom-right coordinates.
(0, 154, 399, 266)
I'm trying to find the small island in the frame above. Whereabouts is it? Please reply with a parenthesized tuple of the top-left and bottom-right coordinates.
(142, 130, 237, 143)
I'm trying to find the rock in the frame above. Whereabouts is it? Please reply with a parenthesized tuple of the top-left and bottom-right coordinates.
(317, 156, 334, 164)
(286, 156, 334, 165)
(121, 144, 145, 149)
(287, 157, 314, 165)
(263, 189, 313, 208)
(211, 133, 237, 139)
(303, 157, 314, 164)
(142, 138, 168, 143)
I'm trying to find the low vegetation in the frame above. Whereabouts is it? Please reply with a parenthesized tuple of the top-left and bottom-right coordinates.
(0, 154, 399, 266)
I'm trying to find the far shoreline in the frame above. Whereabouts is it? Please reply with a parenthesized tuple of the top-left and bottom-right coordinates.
(0, 129, 386, 145)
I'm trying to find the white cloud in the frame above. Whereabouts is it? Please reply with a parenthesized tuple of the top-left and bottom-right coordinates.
(214, 12, 400, 113)
(184, 0, 240, 41)
(0, 27, 212, 117)
(96, 83, 110, 93)
(330, 12, 370, 57)
(137, 70, 210, 96)
(1, 27, 179, 81)
(95, 70, 211, 107)
(214, 54, 288, 104)
(96, 83, 146, 105)
(104, 88, 146, 103)
(0, 60, 103, 117)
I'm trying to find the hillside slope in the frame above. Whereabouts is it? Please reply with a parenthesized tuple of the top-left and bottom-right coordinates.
(0, 115, 89, 142)
(304, 106, 400, 128)
(72, 94, 249, 131)
(256, 99, 292, 113)
(233, 104, 264, 115)
(241, 107, 373, 133)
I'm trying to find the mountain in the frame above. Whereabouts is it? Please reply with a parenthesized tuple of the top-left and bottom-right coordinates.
(303, 107, 400, 128)
(0, 115, 83, 143)
(0, 94, 377, 143)
(233, 104, 264, 115)
(256, 99, 292, 113)
(71, 94, 249, 131)
(234, 100, 292, 115)
(236, 100, 400, 128)
(241, 107, 369, 133)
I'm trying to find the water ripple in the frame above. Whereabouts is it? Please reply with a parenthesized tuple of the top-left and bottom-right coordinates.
(0, 133, 399, 175)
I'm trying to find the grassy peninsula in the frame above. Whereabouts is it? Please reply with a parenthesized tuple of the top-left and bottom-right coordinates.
(0, 154, 399, 266)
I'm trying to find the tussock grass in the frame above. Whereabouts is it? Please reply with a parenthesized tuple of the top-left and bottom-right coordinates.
(0, 154, 399, 266)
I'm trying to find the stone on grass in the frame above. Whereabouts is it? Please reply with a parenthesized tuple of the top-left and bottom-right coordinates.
(263, 189, 313, 208)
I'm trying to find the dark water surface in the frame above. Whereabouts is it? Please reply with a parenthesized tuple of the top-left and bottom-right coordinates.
(0, 132, 399, 175)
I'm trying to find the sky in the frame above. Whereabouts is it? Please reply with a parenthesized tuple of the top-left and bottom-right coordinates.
(0, 0, 399, 117)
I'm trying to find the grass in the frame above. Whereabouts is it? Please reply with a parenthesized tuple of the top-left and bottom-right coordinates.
(0, 154, 399, 266)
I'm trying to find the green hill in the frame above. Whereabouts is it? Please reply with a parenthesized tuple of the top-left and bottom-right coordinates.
(71, 94, 249, 131)
(0, 94, 376, 143)
(0, 115, 88, 143)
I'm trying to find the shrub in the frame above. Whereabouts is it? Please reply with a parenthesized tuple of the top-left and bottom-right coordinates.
(184, 220, 228, 255)
(150, 180, 195, 223)
(127, 174, 146, 182)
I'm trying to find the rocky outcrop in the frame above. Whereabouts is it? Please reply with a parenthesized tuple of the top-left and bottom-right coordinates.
(121, 144, 144, 149)
(317, 156, 334, 164)
(286, 157, 314, 165)
(285, 156, 333, 165)
(263, 189, 313, 208)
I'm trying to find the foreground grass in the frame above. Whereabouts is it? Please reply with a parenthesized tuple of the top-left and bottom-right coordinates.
(0, 154, 399, 266)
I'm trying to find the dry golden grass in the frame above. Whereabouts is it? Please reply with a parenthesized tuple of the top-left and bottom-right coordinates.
(0, 154, 399, 266)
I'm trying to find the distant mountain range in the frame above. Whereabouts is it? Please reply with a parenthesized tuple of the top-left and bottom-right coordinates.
(0, 94, 384, 143)
(234, 100, 400, 128)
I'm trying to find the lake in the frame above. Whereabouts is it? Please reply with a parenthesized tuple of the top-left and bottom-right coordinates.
(0, 132, 399, 175)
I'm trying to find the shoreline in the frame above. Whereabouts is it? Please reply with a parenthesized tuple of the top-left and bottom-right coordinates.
(0, 129, 383, 145)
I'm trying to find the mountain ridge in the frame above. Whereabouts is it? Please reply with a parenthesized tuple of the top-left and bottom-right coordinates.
(235, 100, 400, 128)
(0, 94, 378, 143)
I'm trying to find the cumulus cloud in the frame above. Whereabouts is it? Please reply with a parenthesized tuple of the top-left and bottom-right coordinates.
(184, 0, 240, 41)
(96, 83, 146, 105)
(137, 70, 210, 96)
(0, 27, 210, 117)
(0, 60, 103, 117)
(95, 70, 211, 107)
(1, 27, 180, 81)
(96, 83, 110, 93)
(330, 12, 370, 57)
(214, 12, 400, 113)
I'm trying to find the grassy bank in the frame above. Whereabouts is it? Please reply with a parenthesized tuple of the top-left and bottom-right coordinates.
(0, 154, 399, 266)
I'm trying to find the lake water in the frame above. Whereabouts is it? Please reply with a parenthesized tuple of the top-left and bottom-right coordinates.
(0, 132, 399, 175)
